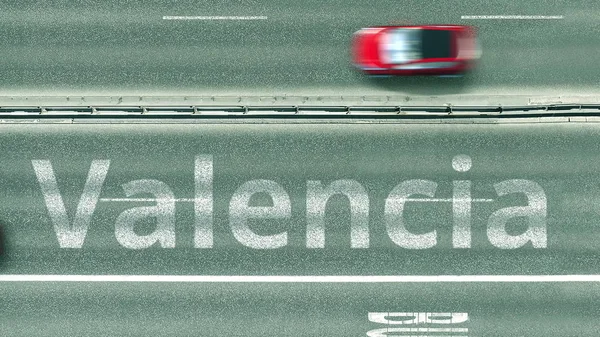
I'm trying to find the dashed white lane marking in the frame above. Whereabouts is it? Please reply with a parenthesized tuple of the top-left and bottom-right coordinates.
(101, 198, 196, 202)
(1, 275, 599, 282)
(404, 198, 494, 202)
(162, 15, 267, 20)
(99, 198, 494, 202)
(461, 15, 563, 20)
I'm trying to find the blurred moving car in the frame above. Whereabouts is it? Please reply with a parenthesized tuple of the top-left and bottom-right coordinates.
(352, 24, 481, 76)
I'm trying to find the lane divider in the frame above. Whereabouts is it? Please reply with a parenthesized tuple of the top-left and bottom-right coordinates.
(461, 15, 564, 20)
(162, 16, 267, 20)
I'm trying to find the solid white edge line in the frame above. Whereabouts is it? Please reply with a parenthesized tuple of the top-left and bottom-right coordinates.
(1, 275, 600, 282)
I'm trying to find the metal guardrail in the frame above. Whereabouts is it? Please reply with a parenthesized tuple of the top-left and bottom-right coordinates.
(1, 104, 600, 118)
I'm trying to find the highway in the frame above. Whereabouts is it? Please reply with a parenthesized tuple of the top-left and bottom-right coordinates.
(0, 0, 599, 97)
(3, 0, 600, 334)
(3, 282, 600, 336)
(2, 120, 600, 335)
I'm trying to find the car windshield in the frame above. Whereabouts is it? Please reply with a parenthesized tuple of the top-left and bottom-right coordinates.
(380, 28, 422, 64)
(421, 29, 452, 59)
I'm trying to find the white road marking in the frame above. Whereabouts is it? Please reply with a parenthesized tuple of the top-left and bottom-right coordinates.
(100, 198, 196, 202)
(162, 15, 267, 20)
(406, 198, 494, 202)
(381, 328, 468, 332)
(461, 15, 563, 20)
(452, 154, 472, 172)
(1, 275, 599, 282)
(99, 198, 494, 202)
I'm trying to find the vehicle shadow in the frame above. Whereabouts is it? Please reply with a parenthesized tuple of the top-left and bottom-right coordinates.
(359, 71, 476, 96)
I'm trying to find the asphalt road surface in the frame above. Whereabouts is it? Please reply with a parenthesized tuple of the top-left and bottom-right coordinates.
(3, 282, 600, 336)
(1, 0, 599, 97)
(2, 120, 600, 335)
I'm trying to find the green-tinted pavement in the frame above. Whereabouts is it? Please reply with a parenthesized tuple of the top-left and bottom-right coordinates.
(3, 282, 600, 336)
(2, 121, 600, 335)
(2, 121, 600, 275)
(4, 0, 600, 334)
(0, 0, 599, 96)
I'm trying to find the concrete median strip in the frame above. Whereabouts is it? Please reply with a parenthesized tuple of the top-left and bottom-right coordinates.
(1, 95, 599, 108)
(0, 95, 535, 107)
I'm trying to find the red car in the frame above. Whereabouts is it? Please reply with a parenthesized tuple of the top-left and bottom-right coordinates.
(352, 24, 481, 76)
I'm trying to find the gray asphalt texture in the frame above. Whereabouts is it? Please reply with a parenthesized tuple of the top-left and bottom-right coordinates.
(1, 0, 599, 96)
(3, 282, 600, 337)
(2, 121, 600, 335)
(3, 0, 600, 334)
